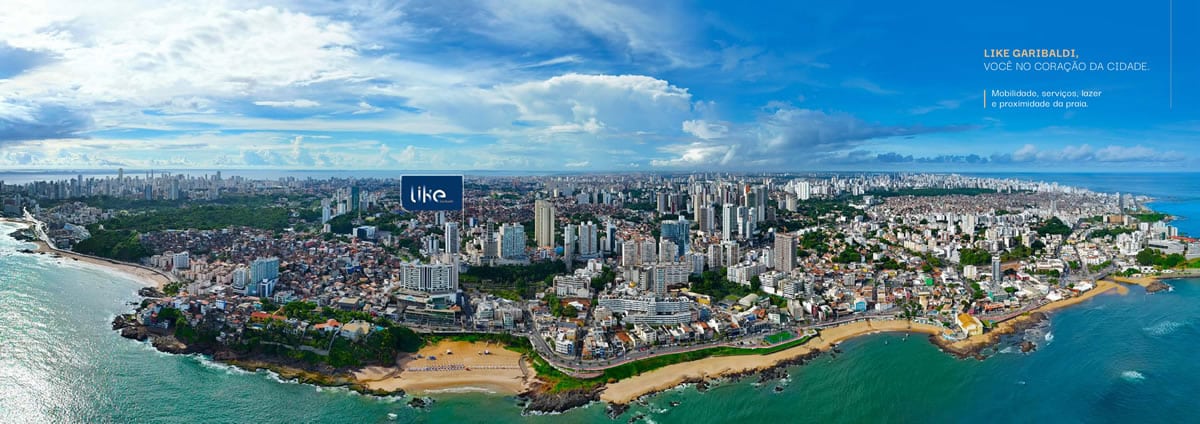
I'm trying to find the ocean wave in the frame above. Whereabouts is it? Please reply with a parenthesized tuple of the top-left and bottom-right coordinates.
(1143, 321, 1184, 337)
(424, 386, 498, 394)
(1044, 332, 1054, 342)
(192, 355, 252, 376)
(1121, 370, 1146, 382)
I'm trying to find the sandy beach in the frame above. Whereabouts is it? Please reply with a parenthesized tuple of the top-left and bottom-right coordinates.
(600, 319, 948, 404)
(353, 340, 533, 395)
(2, 218, 173, 289)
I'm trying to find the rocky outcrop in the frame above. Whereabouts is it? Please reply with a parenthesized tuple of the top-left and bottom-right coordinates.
(521, 386, 602, 415)
(1145, 280, 1171, 293)
(138, 286, 167, 298)
(151, 335, 190, 354)
(1019, 341, 1037, 353)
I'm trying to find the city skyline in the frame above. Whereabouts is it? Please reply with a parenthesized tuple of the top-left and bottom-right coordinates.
(1, 1, 1197, 172)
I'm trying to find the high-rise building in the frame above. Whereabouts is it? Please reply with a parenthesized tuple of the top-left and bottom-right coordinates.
(658, 238, 677, 263)
(656, 192, 668, 214)
(796, 181, 811, 200)
(350, 186, 361, 213)
(737, 206, 753, 239)
(992, 256, 1002, 283)
(621, 240, 639, 267)
(603, 221, 617, 252)
(499, 223, 526, 259)
(774, 232, 796, 272)
(321, 199, 332, 224)
(564, 223, 577, 263)
(578, 221, 599, 257)
(660, 217, 689, 258)
(534, 199, 555, 248)
(398, 261, 458, 293)
(231, 267, 249, 290)
(444, 222, 461, 255)
(244, 257, 279, 298)
(172, 252, 190, 270)
(639, 239, 657, 265)
(721, 203, 736, 240)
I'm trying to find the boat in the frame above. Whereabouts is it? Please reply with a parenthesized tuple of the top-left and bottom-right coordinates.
(387, 413, 398, 420)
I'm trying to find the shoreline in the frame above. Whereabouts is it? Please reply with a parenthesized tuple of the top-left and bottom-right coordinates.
(1, 217, 173, 290)
(600, 319, 947, 405)
(601, 281, 1128, 406)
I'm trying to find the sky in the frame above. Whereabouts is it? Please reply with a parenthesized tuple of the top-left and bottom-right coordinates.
(0, 0, 1196, 172)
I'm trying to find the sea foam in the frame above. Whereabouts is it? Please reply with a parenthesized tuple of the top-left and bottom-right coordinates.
(1121, 370, 1146, 382)
(1143, 321, 1184, 337)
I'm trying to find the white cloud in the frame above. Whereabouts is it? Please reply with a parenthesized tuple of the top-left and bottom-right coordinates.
(564, 160, 590, 168)
(255, 99, 321, 108)
(681, 119, 728, 140)
(500, 73, 693, 134)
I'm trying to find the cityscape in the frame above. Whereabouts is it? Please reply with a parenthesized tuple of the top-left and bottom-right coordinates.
(3, 169, 1196, 417)
(1, 0, 1197, 422)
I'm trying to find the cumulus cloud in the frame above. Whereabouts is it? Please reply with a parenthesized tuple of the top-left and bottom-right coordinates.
(564, 160, 590, 168)
(500, 73, 693, 134)
(682, 120, 728, 140)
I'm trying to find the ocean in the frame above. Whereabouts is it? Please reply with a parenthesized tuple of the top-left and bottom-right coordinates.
(1, 172, 1198, 423)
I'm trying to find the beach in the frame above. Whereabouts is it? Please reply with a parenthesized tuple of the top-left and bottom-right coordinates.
(600, 319, 949, 405)
(1, 218, 173, 289)
(353, 340, 533, 395)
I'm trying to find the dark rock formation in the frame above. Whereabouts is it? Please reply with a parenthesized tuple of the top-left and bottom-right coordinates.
(1145, 280, 1171, 293)
(522, 386, 601, 415)
(138, 286, 166, 298)
(1020, 341, 1036, 353)
(407, 397, 431, 409)
(606, 403, 629, 419)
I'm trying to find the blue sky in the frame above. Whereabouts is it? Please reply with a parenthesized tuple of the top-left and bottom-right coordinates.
(0, 0, 1195, 171)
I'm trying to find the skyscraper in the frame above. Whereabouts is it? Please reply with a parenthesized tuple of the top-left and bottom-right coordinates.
(774, 232, 797, 272)
(578, 221, 598, 257)
(250, 257, 280, 285)
(534, 199, 555, 248)
(564, 223, 577, 265)
(603, 221, 617, 253)
(351, 186, 361, 213)
(499, 223, 526, 259)
(444, 222, 461, 255)
(992, 256, 1002, 283)
(660, 217, 689, 258)
(722, 203, 736, 240)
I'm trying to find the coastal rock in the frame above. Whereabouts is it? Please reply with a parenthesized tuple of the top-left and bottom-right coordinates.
(1145, 281, 1171, 293)
(152, 335, 190, 354)
(522, 386, 601, 415)
(606, 403, 629, 419)
(774, 386, 784, 393)
(138, 286, 167, 298)
(695, 379, 710, 393)
(1020, 341, 1036, 353)
(407, 397, 432, 409)
(120, 326, 149, 341)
